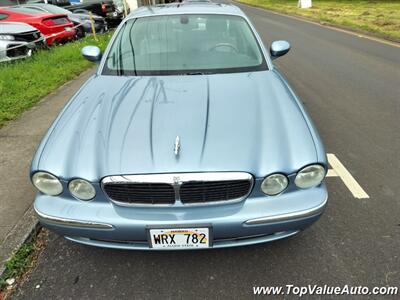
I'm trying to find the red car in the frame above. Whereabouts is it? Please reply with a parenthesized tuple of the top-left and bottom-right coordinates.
(0, 7, 76, 45)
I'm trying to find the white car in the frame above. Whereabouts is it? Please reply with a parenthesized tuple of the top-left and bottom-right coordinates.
(0, 21, 45, 62)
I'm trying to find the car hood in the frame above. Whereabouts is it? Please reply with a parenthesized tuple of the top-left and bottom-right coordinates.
(35, 71, 319, 181)
(0, 22, 37, 34)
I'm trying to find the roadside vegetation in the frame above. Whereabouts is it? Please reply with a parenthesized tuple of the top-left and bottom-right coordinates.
(237, 0, 400, 41)
(0, 242, 35, 292)
(0, 32, 113, 128)
(0, 230, 46, 299)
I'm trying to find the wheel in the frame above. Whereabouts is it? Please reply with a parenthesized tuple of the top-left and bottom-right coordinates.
(76, 26, 86, 39)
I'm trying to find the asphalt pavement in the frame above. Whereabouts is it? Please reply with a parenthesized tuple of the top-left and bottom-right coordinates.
(11, 2, 400, 299)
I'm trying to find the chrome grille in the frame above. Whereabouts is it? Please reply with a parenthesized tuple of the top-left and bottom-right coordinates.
(103, 183, 175, 204)
(102, 172, 253, 206)
(180, 180, 252, 203)
(13, 31, 41, 43)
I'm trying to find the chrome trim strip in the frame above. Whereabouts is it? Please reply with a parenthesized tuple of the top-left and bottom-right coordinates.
(34, 207, 114, 230)
(65, 230, 300, 250)
(101, 172, 254, 207)
(245, 197, 328, 225)
(102, 172, 253, 184)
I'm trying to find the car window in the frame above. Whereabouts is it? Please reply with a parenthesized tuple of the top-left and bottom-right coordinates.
(103, 14, 267, 76)
(0, 13, 9, 20)
(113, 0, 123, 7)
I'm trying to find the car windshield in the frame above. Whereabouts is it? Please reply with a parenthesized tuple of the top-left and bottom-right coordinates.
(102, 14, 267, 76)
(113, 0, 124, 6)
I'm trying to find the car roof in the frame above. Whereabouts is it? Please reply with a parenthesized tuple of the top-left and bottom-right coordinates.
(21, 3, 49, 7)
(127, 2, 245, 19)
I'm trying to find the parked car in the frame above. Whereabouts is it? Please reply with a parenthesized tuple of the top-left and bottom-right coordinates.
(16, 4, 108, 38)
(0, 6, 75, 45)
(65, 0, 123, 26)
(0, 0, 19, 7)
(111, 0, 128, 16)
(31, 3, 328, 250)
(0, 21, 44, 62)
(26, 0, 71, 7)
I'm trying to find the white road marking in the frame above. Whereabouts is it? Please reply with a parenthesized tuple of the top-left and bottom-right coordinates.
(326, 169, 338, 177)
(327, 153, 370, 199)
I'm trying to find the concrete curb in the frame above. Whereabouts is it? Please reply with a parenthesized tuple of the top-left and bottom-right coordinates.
(0, 205, 39, 276)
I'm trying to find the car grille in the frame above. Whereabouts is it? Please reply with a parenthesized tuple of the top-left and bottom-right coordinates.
(6, 44, 29, 58)
(94, 19, 105, 25)
(102, 172, 253, 206)
(180, 180, 252, 204)
(103, 183, 175, 205)
(13, 31, 41, 43)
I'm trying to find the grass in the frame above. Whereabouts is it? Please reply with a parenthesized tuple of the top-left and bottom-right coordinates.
(0, 242, 35, 291)
(0, 230, 47, 298)
(236, 0, 400, 41)
(0, 32, 113, 128)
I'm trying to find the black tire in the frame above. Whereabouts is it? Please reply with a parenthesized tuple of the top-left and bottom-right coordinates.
(76, 27, 86, 39)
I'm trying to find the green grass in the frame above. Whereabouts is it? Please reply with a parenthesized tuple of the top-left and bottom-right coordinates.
(0, 242, 35, 290)
(236, 0, 400, 41)
(0, 32, 113, 128)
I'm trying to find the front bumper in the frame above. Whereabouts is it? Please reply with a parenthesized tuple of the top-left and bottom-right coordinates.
(34, 184, 328, 250)
(0, 39, 44, 62)
(45, 28, 76, 45)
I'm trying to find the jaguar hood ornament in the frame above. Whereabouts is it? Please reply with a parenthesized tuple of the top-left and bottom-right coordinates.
(174, 136, 181, 156)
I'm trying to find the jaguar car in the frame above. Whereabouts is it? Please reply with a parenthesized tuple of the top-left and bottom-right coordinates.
(31, 2, 328, 250)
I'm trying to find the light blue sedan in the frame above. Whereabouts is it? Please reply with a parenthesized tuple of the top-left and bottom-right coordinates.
(31, 2, 328, 250)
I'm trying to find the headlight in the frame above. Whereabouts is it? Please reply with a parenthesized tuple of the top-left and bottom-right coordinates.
(261, 173, 288, 196)
(69, 179, 96, 201)
(32, 172, 63, 196)
(295, 164, 326, 189)
(0, 35, 15, 41)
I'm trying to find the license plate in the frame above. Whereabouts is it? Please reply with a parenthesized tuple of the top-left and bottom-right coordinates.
(149, 227, 210, 249)
(64, 27, 72, 32)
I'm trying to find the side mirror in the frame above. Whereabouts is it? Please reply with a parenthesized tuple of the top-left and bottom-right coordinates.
(270, 40, 290, 60)
(81, 46, 102, 62)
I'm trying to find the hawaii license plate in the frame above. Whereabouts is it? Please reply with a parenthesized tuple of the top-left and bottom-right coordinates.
(149, 227, 210, 249)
